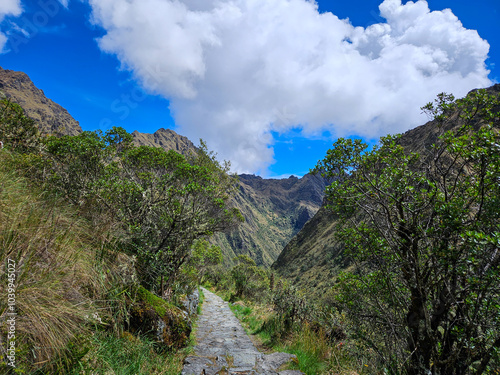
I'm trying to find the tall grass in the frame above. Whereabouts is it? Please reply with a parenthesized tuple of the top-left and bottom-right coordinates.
(0, 151, 102, 372)
(0, 149, 200, 373)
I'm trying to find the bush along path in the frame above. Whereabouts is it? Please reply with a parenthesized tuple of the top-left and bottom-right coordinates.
(182, 288, 304, 375)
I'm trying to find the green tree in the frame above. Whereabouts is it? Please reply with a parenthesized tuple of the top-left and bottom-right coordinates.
(41, 127, 132, 205)
(39, 127, 132, 233)
(38, 128, 242, 296)
(111, 142, 243, 294)
(177, 239, 223, 293)
(314, 90, 500, 374)
(0, 99, 40, 153)
(230, 254, 268, 299)
(189, 239, 223, 283)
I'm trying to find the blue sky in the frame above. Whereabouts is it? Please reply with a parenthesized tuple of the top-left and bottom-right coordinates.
(0, 0, 498, 177)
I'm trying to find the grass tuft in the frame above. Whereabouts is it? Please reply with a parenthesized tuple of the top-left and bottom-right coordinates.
(0, 155, 102, 372)
(227, 295, 368, 375)
(68, 331, 187, 375)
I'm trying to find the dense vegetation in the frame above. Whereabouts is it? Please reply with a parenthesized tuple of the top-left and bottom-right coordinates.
(314, 89, 500, 374)
(0, 99, 242, 373)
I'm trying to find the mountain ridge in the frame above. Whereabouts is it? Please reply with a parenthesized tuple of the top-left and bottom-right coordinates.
(131, 128, 198, 155)
(212, 172, 329, 266)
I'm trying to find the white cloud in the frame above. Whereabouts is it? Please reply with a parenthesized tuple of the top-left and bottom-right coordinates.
(0, 0, 22, 18)
(89, 0, 491, 174)
(0, 0, 22, 52)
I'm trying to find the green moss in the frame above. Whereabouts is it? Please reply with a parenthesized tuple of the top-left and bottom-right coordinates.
(131, 286, 192, 349)
(136, 286, 174, 317)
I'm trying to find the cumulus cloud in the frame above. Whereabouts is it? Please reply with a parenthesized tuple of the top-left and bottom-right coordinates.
(0, 0, 22, 52)
(89, 0, 491, 174)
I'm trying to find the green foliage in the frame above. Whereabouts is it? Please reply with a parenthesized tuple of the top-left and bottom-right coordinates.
(41, 127, 132, 208)
(68, 331, 187, 375)
(178, 239, 223, 293)
(230, 254, 269, 299)
(0, 103, 211, 371)
(112, 142, 243, 292)
(24, 126, 242, 294)
(0, 99, 41, 153)
(272, 281, 311, 330)
(197, 286, 205, 314)
(314, 89, 500, 374)
(191, 239, 223, 268)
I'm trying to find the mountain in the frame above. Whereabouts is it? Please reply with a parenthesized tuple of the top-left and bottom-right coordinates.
(131, 128, 198, 155)
(1, 67, 327, 268)
(272, 84, 500, 293)
(211, 173, 329, 267)
(0, 67, 82, 136)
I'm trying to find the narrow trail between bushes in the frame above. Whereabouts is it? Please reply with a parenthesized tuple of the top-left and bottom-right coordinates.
(181, 288, 304, 375)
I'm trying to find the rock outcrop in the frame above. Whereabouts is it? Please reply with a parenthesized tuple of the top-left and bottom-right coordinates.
(128, 286, 192, 349)
(132, 128, 197, 156)
(181, 288, 200, 316)
(0, 67, 82, 135)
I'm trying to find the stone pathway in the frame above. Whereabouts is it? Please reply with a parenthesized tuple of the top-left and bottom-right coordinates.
(181, 288, 304, 375)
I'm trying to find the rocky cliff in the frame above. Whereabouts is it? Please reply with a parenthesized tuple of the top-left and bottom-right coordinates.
(131, 128, 198, 155)
(212, 173, 329, 267)
(0, 67, 82, 136)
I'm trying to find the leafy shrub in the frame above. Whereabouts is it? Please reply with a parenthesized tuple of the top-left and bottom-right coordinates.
(230, 254, 269, 300)
(272, 281, 311, 330)
(315, 90, 500, 374)
(0, 99, 41, 153)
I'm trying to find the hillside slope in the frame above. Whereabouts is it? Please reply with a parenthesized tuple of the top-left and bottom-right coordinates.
(272, 83, 500, 292)
(0, 67, 82, 135)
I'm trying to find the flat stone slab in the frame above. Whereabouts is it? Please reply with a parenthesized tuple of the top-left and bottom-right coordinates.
(181, 288, 304, 375)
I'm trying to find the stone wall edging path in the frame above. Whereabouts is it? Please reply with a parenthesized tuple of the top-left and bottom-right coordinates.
(181, 287, 304, 375)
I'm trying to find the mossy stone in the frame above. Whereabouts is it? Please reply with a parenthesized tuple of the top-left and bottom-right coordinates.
(129, 286, 192, 349)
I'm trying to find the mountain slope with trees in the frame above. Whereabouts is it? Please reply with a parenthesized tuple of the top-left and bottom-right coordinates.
(273, 85, 500, 374)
